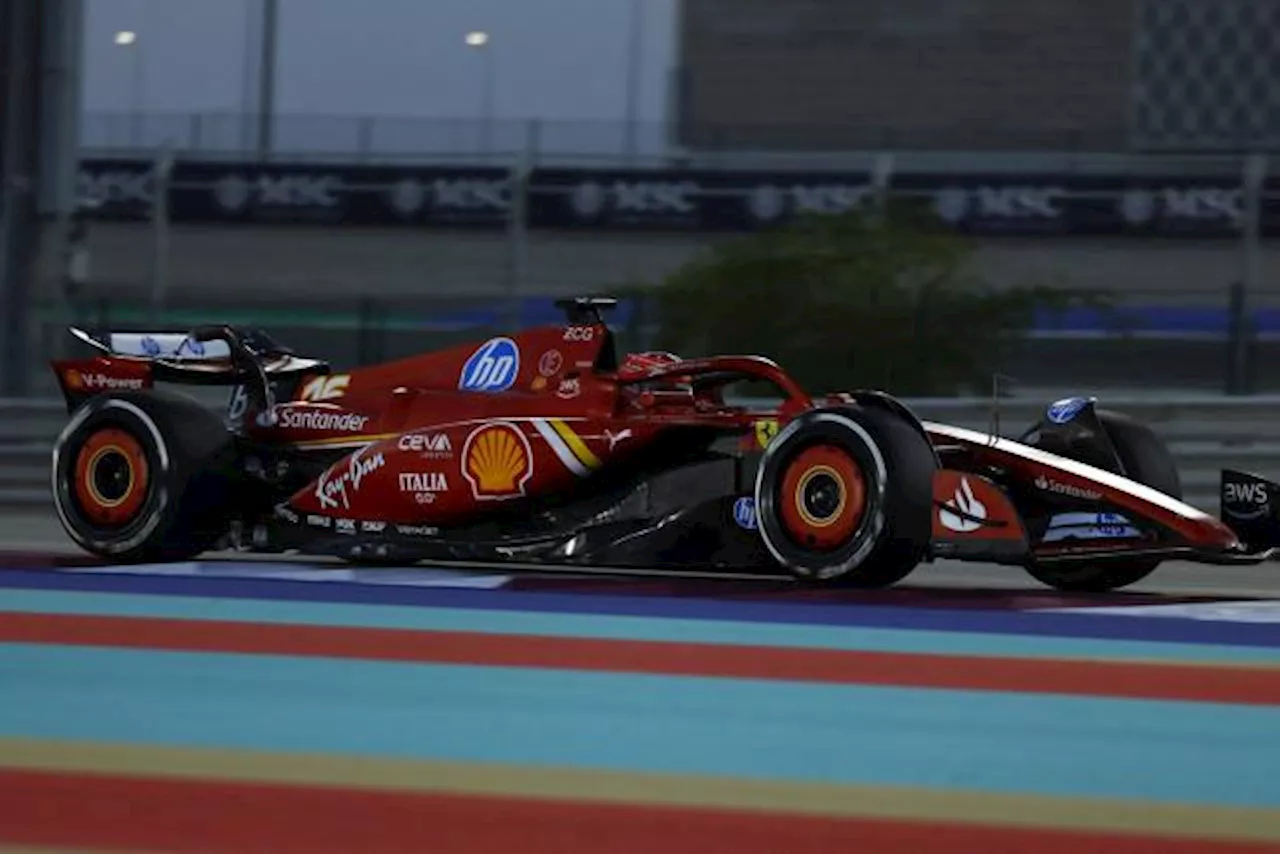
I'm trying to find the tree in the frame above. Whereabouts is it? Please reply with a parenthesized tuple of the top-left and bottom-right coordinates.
(646, 203, 1104, 396)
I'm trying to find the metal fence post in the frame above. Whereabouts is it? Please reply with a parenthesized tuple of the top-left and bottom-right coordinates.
(1229, 153, 1268, 395)
(256, 0, 279, 162)
(871, 151, 896, 214)
(356, 117, 374, 164)
(148, 142, 174, 324)
(1225, 279, 1248, 395)
(504, 128, 534, 330)
(357, 297, 381, 365)
(622, 0, 643, 165)
(63, 204, 90, 329)
(526, 119, 543, 166)
(0, 0, 40, 397)
(188, 113, 202, 152)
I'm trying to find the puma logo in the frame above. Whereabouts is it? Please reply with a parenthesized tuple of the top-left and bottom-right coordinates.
(605, 429, 633, 451)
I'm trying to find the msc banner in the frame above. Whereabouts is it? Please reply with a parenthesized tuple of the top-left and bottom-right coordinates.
(77, 157, 1280, 237)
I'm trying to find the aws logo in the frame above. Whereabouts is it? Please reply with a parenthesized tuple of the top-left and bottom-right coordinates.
(1223, 477, 1270, 521)
(1225, 481, 1267, 506)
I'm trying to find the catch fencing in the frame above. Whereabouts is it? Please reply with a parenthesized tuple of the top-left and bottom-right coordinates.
(5, 394, 1280, 515)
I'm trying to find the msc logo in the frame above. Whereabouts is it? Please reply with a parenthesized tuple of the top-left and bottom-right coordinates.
(459, 337, 520, 392)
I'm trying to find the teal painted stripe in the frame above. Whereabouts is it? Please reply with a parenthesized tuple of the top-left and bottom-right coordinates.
(2, 644, 1278, 807)
(3, 589, 1279, 666)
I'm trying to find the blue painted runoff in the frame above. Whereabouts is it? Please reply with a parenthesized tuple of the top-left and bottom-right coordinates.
(4, 570, 1280, 649)
(2, 644, 1278, 808)
(3, 588, 1280, 666)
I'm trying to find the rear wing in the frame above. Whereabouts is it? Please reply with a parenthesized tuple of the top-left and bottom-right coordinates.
(52, 325, 330, 411)
(72, 327, 234, 361)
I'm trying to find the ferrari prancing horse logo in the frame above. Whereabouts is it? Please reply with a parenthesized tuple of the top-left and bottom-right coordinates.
(754, 419, 779, 449)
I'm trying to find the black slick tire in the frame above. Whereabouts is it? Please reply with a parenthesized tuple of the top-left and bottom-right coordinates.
(52, 390, 236, 562)
(1024, 409, 1181, 592)
(754, 406, 936, 587)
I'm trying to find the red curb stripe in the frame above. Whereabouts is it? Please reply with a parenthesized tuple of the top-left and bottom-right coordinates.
(3, 611, 1279, 704)
(0, 768, 1270, 854)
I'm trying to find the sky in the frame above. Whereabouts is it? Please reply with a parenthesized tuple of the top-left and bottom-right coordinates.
(80, 0, 677, 148)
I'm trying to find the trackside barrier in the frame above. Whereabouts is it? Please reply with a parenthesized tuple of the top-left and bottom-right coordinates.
(6, 395, 1280, 514)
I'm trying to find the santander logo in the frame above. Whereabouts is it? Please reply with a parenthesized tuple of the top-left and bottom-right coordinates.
(939, 477, 986, 533)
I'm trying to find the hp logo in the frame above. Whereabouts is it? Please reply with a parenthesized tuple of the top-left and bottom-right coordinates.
(459, 337, 520, 392)
(733, 496, 758, 530)
(1046, 396, 1089, 425)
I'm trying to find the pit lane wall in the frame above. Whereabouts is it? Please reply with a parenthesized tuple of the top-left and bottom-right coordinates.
(6, 394, 1280, 514)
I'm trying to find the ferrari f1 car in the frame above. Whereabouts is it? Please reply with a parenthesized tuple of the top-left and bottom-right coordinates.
(47, 297, 1280, 591)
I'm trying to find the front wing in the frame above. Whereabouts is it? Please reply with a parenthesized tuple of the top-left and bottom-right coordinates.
(931, 467, 1278, 567)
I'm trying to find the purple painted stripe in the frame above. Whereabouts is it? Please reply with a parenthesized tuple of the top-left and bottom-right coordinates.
(500, 574, 1235, 610)
(2, 552, 1230, 612)
(2, 567, 1280, 648)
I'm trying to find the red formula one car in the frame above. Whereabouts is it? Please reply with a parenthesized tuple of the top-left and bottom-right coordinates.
(47, 297, 1280, 591)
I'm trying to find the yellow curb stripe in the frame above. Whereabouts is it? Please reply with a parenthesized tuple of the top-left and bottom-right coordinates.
(3, 738, 1280, 844)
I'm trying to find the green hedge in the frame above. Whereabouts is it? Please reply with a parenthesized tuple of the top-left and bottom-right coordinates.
(646, 204, 1106, 397)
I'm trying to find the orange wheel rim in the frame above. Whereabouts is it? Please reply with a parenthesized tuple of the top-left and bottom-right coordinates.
(73, 427, 150, 527)
(778, 444, 866, 551)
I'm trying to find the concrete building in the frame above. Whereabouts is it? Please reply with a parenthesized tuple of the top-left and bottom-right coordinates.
(672, 0, 1280, 153)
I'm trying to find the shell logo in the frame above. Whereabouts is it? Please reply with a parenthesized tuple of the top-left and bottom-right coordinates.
(462, 421, 533, 500)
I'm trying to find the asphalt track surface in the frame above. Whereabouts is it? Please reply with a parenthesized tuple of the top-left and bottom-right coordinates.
(4, 509, 1280, 597)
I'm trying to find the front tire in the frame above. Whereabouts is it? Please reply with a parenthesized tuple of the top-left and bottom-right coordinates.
(1025, 409, 1181, 592)
(52, 391, 236, 562)
(755, 406, 937, 587)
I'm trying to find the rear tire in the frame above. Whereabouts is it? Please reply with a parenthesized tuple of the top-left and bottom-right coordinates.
(1024, 409, 1180, 592)
(755, 406, 936, 587)
(52, 391, 236, 562)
